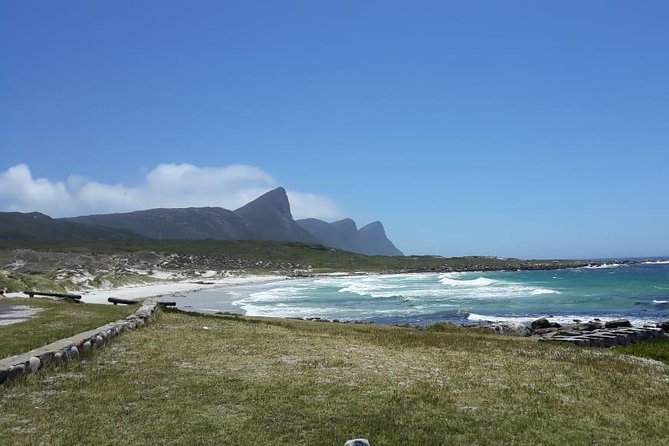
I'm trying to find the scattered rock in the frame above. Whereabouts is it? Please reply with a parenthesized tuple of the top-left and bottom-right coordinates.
(530, 318, 561, 331)
(27, 356, 41, 372)
(531, 318, 551, 329)
(533, 327, 560, 335)
(69, 346, 79, 358)
(604, 319, 632, 329)
(8, 364, 25, 380)
(555, 330, 583, 337)
(280, 356, 299, 366)
(38, 352, 54, 367)
(344, 440, 371, 446)
(657, 320, 669, 332)
(0, 369, 8, 385)
(486, 323, 532, 337)
(573, 321, 603, 331)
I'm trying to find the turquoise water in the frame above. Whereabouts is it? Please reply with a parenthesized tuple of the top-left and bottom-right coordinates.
(181, 261, 669, 325)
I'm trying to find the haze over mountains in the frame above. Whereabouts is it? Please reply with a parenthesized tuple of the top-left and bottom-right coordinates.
(1, 187, 403, 256)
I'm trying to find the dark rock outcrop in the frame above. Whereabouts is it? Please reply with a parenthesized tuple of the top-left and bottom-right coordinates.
(531, 318, 551, 330)
(604, 319, 632, 329)
(573, 321, 603, 331)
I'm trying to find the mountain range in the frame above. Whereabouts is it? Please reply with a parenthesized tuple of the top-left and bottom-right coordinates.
(0, 187, 403, 256)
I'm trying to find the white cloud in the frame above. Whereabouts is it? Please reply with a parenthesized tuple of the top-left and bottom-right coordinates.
(0, 163, 341, 220)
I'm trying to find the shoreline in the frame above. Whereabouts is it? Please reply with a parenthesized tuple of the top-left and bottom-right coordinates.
(80, 274, 288, 305)
(71, 268, 669, 331)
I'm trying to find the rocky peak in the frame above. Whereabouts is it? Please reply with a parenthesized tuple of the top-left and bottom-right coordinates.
(296, 218, 403, 256)
(234, 187, 317, 243)
(331, 218, 358, 233)
(359, 221, 384, 233)
(235, 187, 292, 218)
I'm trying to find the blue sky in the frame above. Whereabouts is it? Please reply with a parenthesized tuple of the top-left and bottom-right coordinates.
(1, 1, 668, 258)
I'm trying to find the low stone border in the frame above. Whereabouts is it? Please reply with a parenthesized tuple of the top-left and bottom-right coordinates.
(0, 299, 159, 386)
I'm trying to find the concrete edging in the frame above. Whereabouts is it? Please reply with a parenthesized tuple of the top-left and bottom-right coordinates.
(0, 299, 159, 386)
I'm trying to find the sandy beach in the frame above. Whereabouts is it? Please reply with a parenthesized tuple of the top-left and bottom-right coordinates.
(80, 274, 286, 308)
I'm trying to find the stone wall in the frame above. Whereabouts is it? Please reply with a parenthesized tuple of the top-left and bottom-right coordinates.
(0, 299, 158, 386)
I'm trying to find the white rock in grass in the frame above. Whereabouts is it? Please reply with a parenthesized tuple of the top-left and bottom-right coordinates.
(202, 326, 210, 330)
(82, 341, 92, 351)
(69, 346, 79, 358)
(27, 356, 41, 372)
(344, 440, 370, 446)
(95, 336, 104, 347)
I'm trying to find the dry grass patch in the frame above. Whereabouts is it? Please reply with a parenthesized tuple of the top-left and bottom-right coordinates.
(1, 311, 668, 445)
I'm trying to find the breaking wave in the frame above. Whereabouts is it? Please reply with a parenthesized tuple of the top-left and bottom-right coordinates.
(582, 263, 625, 269)
(530, 288, 561, 296)
(438, 274, 497, 287)
(179, 263, 669, 325)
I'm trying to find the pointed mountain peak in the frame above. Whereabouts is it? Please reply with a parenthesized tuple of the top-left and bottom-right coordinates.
(360, 221, 385, 234)
(356, 221, 403, 256)
(235, 187, 291, 217)
(263, 186, 287, 197)
(331, 218, 357, 232)
(234, 187, 318, 243)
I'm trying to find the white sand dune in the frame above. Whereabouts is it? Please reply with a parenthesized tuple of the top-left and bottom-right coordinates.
(81, 275, 285, 304)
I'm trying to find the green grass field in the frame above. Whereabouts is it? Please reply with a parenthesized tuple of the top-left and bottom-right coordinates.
(0, 298, 135, 358)
(1, 309, 667, 445)
(616, 338, 669, 364)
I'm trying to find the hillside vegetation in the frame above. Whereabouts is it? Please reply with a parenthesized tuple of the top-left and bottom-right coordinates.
(0, 240, 600, 293)
(0, 239, 594, 271)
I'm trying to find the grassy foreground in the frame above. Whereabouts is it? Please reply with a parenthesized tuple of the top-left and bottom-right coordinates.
(1, 311, 668, 445)
(0, 298, 135, 358)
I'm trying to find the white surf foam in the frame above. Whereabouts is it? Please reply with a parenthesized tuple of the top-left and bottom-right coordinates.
(582, 263, 624, 269)
(238, 286, 312, 303)
(530, 288, 561, 296)
(467, 313, 659, 326)
(438, 276, 497, 287)
(642, 260, 669, 265)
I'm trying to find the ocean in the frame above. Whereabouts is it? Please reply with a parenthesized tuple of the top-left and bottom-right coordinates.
(178, 260, 669, 326)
